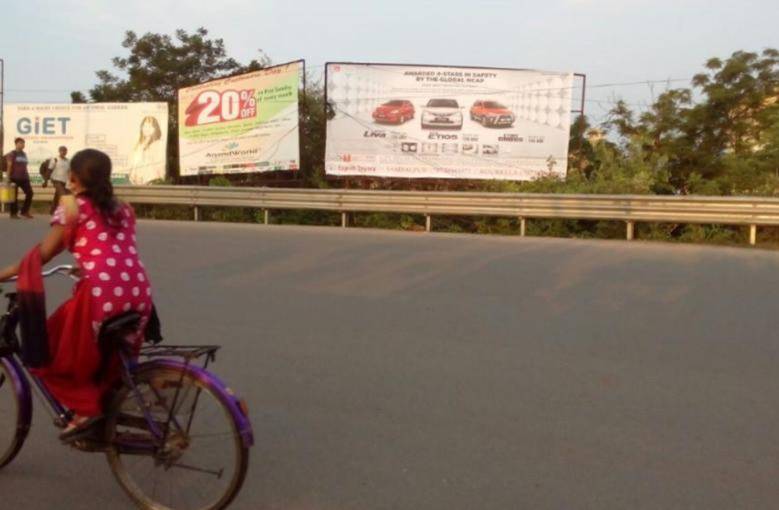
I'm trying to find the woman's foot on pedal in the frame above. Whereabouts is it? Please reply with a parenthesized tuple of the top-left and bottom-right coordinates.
(59, 415, 103, 443)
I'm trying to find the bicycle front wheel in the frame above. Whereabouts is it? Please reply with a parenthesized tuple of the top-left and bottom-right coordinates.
(0, 357, 31, 469)
(105, 364, 249, 510)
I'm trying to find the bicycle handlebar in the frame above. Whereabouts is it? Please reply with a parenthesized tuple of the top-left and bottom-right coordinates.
(4, 265, 76, 283)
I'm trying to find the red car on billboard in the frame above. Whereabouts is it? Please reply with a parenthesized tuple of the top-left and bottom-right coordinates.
(470, 100, 515, 128)
(373, 100, 415, 124)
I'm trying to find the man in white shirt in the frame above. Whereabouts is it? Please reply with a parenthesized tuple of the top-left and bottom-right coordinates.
(48, 146, 70, 214)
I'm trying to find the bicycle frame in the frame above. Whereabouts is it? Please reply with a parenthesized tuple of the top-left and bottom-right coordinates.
(10, 353, 73, 426)
(1, 289, 74, 428)
(0, 355, 33, 446)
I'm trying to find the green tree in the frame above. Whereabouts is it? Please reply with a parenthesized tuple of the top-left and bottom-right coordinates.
(691, 50, 779, 156)
(298, 79, 328, 186)
(568, 114, 596, 177)
(72, 28, 270, 179)
(603, 48, 779, 193)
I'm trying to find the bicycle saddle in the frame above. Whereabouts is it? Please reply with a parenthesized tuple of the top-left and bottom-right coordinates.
(99, 312, 142, 340)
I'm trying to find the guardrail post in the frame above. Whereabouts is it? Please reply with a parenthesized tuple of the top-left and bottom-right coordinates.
(519, 217, 526, 237)
(749, 224, 757, 246)
(193, 206, 199, 222)
(626, 221, 635, 241)
(263, 209, 269, 225)
(425, 215, 432, 232)
(341, 212, 349, 228)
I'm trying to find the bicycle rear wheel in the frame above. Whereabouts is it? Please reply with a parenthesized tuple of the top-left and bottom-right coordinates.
(0, 357, 31, 469)
(105, 364, 249, 510)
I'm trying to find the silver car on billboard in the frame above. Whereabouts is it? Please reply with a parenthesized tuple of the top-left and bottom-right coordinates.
(421, 99, 464, 130)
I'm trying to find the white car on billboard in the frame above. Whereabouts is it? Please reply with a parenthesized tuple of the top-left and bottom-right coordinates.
(420, 99, 464, 130)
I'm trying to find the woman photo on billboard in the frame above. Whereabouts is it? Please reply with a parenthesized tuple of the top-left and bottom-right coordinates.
(127, 116, 163, 185)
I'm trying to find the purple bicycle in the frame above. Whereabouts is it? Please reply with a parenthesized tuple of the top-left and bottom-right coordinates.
(0, 265, 253, 510)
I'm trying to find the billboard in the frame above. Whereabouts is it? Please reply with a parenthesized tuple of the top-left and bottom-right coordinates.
(325, 63, 574, 181)
(2, 103, 169, 185)
(177, 60, 303, 176)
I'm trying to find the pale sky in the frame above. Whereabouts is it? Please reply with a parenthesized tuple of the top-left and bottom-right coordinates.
(2, 0, 778, 124)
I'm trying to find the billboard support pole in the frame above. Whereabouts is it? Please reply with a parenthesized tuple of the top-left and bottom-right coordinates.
(571, 73, 588, 179)
(572, 73, 586, 117)
(0, 58, 5, 214)
(299, 61, 307, 181)
(1, 58, 4, 180)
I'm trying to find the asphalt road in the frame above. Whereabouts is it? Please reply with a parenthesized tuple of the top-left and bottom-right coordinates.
(1, 217, 779, 509)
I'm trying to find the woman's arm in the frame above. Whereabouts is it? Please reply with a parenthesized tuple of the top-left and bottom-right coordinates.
(0, 262, 18, 282)
(40, 225, 66, 264)
(0, 225, 66, 281)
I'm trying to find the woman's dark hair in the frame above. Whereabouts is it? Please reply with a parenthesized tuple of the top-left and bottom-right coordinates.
(70, 149, 119, 221)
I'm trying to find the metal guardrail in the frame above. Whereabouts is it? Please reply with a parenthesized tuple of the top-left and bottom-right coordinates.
(20, 185, 779, 245)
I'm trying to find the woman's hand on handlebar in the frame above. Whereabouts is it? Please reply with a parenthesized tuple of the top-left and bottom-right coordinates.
(0, 263, 20, 284)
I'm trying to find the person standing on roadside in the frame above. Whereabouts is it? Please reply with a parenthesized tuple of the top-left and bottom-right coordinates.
(4, 137, 34, 219)
(47, 146, 70, 214)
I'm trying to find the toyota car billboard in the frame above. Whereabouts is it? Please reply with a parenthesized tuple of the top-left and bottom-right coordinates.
(325, 63, 574, 181)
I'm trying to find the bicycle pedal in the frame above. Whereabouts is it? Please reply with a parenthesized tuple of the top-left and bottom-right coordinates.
(71, 439, 108, 453)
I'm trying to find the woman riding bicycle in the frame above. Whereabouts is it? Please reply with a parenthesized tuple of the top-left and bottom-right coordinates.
(0, 149, 153, 440)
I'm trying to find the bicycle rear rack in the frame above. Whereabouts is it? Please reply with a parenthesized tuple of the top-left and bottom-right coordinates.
(138, 345, 220, 369)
